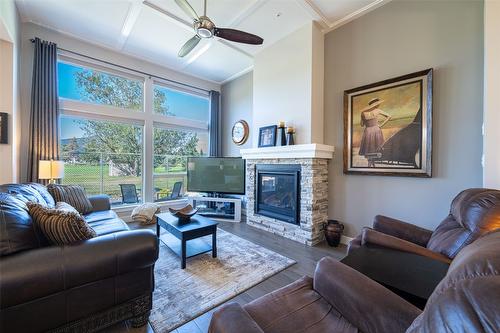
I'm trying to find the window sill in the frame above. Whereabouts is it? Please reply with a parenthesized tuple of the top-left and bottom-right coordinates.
(112, 198, 189, 222)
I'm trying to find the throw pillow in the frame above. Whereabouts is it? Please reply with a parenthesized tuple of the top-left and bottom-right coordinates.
(27, 202, 97, 245)
(47, 184, 94, 215)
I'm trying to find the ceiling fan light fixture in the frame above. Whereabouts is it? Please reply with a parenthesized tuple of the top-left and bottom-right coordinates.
(197, 27, 213, 38)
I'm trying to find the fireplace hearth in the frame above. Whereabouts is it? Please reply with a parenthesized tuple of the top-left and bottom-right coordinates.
(256, 164, 300, 225)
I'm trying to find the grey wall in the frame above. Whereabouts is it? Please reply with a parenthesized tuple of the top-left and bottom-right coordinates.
(324, 0, 484, 237)
(221, 71, 253, 157)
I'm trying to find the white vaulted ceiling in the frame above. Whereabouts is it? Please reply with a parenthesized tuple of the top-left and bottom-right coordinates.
(15, 0, 389, 83)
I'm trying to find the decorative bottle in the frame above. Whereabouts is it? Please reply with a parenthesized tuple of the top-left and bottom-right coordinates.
(276, 121, 286, 146)
(286, 126, 295, 145)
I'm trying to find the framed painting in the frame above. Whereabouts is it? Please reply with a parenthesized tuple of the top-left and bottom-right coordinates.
(343, 69, 433, 177)
(258, 125, 277, 148)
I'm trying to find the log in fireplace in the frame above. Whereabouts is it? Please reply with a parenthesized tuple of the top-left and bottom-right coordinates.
(255, 164, 300, 225)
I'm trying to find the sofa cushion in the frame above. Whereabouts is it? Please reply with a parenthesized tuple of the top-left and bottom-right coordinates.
(427, 189, 500, 258)
(88, 218, 129, 236)
(0, 183, 53, 207)
(26, 183, 56, 208)
(47, 184, 94, 215)
(0, 193, 48, 256)
(28, 202, 97, 245)
(83, 210, 119, 223)
(244, 276, 357, 333)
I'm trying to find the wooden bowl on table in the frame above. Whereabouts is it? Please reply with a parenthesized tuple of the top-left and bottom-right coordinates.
(169, 204, 198, 222)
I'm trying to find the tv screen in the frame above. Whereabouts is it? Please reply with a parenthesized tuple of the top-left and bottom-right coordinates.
(187, 157, 245, 194)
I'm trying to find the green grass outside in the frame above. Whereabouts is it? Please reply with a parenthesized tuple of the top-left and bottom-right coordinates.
(63, 164, 186, 203)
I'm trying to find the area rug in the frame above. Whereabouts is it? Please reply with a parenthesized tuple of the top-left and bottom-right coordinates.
(149, 228, 295, 332)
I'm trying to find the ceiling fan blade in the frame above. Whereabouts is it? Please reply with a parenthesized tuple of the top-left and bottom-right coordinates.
(214, 28, 263, 45)
(178, 35, 201, 57)
(174, 0, 199, 21)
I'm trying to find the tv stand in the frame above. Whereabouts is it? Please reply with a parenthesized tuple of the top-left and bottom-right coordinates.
(188, 196, 241, 223)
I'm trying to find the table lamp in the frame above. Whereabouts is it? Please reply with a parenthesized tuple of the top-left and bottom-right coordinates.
(39, 160, 65, 184)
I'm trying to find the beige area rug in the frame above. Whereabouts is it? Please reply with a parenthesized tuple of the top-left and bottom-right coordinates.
(149, 228, 295, 332)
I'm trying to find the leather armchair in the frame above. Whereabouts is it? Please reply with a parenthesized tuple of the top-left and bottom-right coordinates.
(210, 230, 500, 333)
(348, 188, 500, 261)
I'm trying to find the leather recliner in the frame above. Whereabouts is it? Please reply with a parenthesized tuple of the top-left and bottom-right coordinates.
(347, 188, 500, 263)
(209, 230, 500, 333)
(0, 183, 159, 333)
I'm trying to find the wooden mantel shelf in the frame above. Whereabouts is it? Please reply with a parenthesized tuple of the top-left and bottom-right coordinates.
(240, 144, 335, 160)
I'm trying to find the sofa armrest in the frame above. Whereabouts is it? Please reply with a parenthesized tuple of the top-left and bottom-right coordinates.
(313, 257, 421, 333)
(88, 194, 111, 212)
(373, 215, 433, 247)
(209, 303, 264, 333)
(0, 229, 158, 310)
(362, 228, 451, 263)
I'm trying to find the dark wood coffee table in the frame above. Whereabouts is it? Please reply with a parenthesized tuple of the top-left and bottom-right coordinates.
(341, 245, 450, 309)
(156, 213, 218, 269)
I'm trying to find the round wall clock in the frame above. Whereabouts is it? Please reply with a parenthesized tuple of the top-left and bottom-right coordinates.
(232, 120, 249, 145)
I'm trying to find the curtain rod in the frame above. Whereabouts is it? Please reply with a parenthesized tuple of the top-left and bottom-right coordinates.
(29, 38, 212, 93)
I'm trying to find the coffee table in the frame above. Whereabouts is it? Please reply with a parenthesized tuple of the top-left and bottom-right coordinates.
(156, 213, 218, 269)
(341, 245, 449, 309)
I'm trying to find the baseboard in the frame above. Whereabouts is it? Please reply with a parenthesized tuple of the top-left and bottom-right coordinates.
(340, 235, 354, 245)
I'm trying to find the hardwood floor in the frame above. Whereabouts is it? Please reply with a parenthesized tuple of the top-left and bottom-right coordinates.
(104, 221, 347, 333)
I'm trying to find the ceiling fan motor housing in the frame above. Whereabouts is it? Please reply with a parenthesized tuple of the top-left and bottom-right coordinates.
(195, 17, 215, 38)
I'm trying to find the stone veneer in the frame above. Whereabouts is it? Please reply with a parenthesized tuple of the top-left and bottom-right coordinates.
(245, 158, 329, 246)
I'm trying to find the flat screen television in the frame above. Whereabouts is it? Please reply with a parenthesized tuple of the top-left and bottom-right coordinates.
(187, 157, 245, 194)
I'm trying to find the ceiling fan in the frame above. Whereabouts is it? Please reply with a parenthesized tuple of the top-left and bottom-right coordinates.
(173, 0, 264, 57)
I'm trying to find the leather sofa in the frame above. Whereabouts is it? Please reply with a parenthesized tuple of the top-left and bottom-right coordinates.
(0, 183, 159, 333)
(348, 188, 500, 263)
(209, 230, 500, 333)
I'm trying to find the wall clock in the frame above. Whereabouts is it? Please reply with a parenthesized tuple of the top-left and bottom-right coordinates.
(232, 120, 249, 145)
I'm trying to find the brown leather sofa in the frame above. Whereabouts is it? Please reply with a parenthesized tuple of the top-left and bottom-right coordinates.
(348, 188, 500, 263)
(0, 183, 159, 333)
(209, 230, 500, 333)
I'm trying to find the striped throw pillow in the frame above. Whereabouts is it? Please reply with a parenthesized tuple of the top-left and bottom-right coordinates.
(47, 184, 94, 215)
(27, 202, 97, 245)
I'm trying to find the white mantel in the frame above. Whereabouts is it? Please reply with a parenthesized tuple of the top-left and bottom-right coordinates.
(240, 144, 335, 160)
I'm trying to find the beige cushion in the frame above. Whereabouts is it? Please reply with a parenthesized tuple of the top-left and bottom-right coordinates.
(27, 202, 97, 245)
(47, 184, 94, 215)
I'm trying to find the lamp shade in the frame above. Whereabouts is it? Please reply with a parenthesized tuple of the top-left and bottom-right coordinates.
(39, 160, 65, 180)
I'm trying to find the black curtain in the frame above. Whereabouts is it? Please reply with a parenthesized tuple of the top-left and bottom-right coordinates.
(209, 90, 221, 157)
(27, 38, 60, 183)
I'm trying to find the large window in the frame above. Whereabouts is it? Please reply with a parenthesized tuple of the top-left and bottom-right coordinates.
(153, 84, 209, 122)
(153, 127, 208, 201)
(58, 62, 143, 111)
(58, 54, 210, 205)
(61, 117, 143, 204)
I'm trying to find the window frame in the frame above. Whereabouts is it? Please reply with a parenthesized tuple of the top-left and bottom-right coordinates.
(57, 51, 211, 204)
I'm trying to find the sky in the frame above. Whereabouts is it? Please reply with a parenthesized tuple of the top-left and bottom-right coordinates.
(58, 62, 209, 140)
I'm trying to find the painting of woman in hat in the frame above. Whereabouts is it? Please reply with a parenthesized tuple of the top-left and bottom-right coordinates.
(344, 68, 433, 177)
(359, 98, 391, 166)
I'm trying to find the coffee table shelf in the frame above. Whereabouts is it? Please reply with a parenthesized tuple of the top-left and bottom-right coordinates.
(156, 213, 218, 269)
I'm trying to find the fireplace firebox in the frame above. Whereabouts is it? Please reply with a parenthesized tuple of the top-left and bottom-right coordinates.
(255, 164, 300, 225)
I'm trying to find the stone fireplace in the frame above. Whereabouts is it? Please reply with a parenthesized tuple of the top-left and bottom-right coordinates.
(241, 144, 334, 246)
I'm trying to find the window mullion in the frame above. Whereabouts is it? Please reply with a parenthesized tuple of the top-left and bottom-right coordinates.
(143, 77, 154, 203)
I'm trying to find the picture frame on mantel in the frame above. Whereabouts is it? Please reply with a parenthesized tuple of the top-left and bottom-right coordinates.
(0, 112, 8, 144)
(258, 125, 277, 148)
(343, 68, 433, 177)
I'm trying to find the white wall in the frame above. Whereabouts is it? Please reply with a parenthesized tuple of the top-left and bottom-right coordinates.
(221, 72, 253, 157)
(252, 22, 324, 147)
(19, 22, 220, 182)
(483, 1, 500, 189)
(324, 0, 484, 237)
(0, 0, 21, 183)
